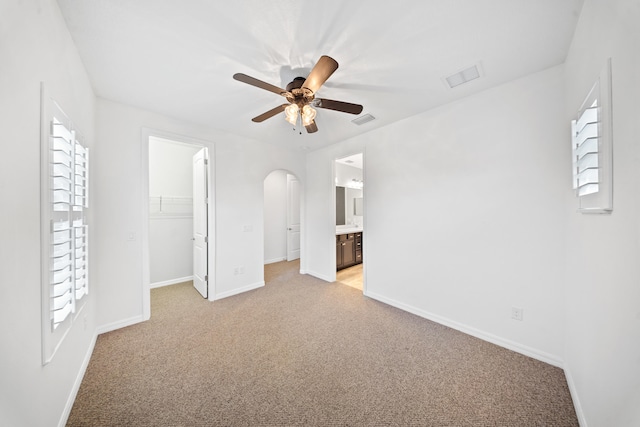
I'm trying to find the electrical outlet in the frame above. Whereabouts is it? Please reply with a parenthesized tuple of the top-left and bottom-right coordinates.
(234, 266, 245, 275)
(511, 307, 524, 321)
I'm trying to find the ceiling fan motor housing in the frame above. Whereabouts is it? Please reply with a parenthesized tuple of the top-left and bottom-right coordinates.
(285, 77, 314, 106)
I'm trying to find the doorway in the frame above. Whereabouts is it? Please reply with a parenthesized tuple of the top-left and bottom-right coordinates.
(334, 153, 364, 291)
(142, 131, 215, 319)
(264, 170, 301, 269)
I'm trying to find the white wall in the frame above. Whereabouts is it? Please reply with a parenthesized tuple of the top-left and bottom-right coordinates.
(563, 1, 640, 425)
(0, 1, 97, 426)
(148, 137, 200, 286)
(149, 137, 201, 198)
(307, 66, 568, 363)
(264, 170, 288, 264)
(363, 66, 568, 364)
(94, 98, 306, 329)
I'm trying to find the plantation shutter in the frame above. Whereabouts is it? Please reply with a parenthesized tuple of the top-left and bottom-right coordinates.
(570, 58, 613, 213)
(42, 92, 90, 364)
(50, 116, 76, 329)
(571, 100, 599, 196)
(73, 135, 89, 300)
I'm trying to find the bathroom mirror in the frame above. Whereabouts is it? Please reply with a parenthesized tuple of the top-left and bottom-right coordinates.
(336, 186, 363, 225)
(336, 186, 346, 225)
(335, 153, 364, 226)
(354, 197, 363, 216)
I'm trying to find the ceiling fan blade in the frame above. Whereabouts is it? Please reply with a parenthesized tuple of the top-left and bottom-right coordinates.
(302, 55, 339, 94)
(252, 104, 289, 122)
(233, 73, 289, 97)
(305, 120, 318, 134)
(314, 98, 363, 115)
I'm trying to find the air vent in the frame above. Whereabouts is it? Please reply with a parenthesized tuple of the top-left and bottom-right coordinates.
(445, 65, 481, 88)
(352, 113, 376, 126)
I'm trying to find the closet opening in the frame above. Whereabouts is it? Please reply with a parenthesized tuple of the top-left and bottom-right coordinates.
(141, 131, 215, 319)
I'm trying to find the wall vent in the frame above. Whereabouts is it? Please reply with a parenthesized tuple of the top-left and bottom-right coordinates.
(352, 113, 375, 126)
(445, 65, 481, 88)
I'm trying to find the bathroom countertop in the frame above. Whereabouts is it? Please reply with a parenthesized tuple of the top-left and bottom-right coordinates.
(336, 226, 363, 235)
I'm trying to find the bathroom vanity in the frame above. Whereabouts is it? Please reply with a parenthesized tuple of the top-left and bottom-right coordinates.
(336, 227, 363, 270)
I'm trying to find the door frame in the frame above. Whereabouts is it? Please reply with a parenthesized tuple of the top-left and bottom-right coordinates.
(262, 169, 304, 271)
(141, 128, 216, 320)
(333, 152, 366, 292)
(286, 173, 301, 261)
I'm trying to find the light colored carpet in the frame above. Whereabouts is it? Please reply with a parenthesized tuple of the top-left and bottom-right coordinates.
(67, 260, 578, 426)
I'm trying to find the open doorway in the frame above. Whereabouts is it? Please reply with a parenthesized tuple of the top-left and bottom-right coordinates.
(263, 170, 301, 279)
(142, 131, 215, 319)
(335, 153, 364, 291)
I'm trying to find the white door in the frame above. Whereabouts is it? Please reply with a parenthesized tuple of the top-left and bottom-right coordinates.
(286, 174, 300, 261)
(193, 148, 208, 298)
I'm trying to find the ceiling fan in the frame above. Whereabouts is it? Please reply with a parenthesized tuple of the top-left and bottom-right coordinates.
(233, 55, 363, 134)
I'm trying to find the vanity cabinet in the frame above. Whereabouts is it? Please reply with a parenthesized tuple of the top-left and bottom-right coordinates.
(336, 232, 362, 270)
(355, 233, 362, 264)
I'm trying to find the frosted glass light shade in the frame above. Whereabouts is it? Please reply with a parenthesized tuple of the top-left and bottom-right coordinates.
(285, 104, 299, 125)
(301, 105, 316, 126)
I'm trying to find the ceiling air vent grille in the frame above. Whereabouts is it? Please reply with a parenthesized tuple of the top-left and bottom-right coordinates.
(352, 113, 375, 126)
(445, 65, 481, 88)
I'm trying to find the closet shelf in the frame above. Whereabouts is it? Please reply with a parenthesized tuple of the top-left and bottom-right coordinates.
(149, 196, 193, 218)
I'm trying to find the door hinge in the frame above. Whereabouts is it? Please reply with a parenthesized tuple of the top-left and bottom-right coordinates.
(204, 275, 208, 282)
(204, 236, 208, 243)
(204, 158, 208, 165)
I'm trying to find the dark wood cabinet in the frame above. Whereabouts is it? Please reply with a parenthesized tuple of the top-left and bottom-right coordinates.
(337, 232, 362, 270)
(355, 233, 362, 264)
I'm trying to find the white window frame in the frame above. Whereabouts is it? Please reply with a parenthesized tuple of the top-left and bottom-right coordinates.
(571, 58, 613, 214)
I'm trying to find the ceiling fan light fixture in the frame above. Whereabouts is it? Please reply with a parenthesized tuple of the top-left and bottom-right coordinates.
(301, 105, 317, 126)
(235, 55, 363, 134)
(284, 104, 299, 125)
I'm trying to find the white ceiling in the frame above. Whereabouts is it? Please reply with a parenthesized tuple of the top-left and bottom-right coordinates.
(336, 153, 363, 170)
(56, 0, 584, 152)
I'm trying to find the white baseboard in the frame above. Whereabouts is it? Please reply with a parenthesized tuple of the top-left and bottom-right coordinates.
(150, 275, 193, 289)
(264, 257, 286, 265)
(96, 314, 145, 335)
(564, 365, 588, 426)
(58, 331, 97, 427)
(365, 290, 564, 368)
(214, 281, 265, 300)
(305, 270, 333, 283)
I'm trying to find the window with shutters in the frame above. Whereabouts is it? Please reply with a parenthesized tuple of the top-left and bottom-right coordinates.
(41, 91, 89, 364)
(570, 58, 613, 213)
